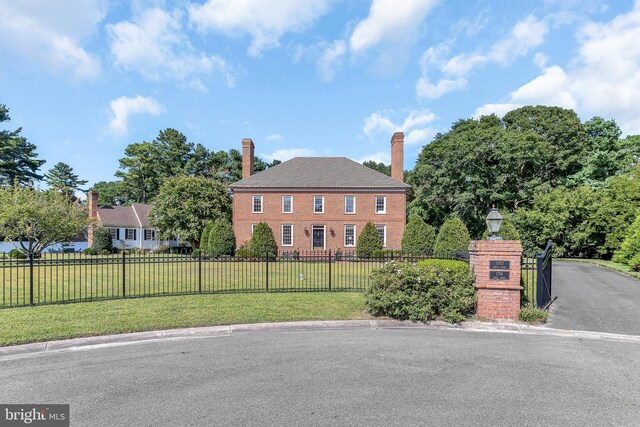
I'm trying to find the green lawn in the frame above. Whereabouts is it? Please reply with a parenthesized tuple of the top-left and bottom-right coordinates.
(0, 293, 368, 347)
(1, 256, 379, 307)
(557, 258, 640, 280)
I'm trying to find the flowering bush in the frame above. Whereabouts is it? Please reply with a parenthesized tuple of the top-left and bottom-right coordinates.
(365, 260, 475, 323)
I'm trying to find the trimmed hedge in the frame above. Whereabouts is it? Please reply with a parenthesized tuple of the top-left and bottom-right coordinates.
(200, 222, 214, 252)
(402, 216, 436, 254)
(365, 260, 475, 323)
(207, 219, 236, 256)
(250, 222, 278, 257)
(357, 222, 382, 259)
(434, 216, 470, 256)
(92, 227, 113, 252)
(9, 249, 26, 259)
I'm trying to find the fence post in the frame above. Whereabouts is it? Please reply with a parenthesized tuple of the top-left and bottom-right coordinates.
(265, 252, 269, 292)
(122, 251, 126, 298)
(328, 249, 332, 291)
(198, 251, 202, 294)
(29, 255, 34, 306)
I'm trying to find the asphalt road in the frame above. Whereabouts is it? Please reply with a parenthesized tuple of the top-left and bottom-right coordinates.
(550, 262, 640, 335)
(2, 328, 640, 426)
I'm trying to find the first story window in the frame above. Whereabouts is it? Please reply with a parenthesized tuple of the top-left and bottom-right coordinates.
(109, 228, 118, 239)
(252, 195, 263, 213)
(144, 229, 155, 240)
(251, 224, 257, 235)
(282, 196, 293, 213)
(345, 196, 355, 214)
(375, 224, 386, 247)
(314, 196, 324, 213)
(282, 224, 293, 246)
(344, 224, 356, 247)
(125, 229, 136, 240)
(375, 196, 386, 214)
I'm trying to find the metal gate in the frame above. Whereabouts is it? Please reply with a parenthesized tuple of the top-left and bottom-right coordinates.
(522, 240, 554, 309)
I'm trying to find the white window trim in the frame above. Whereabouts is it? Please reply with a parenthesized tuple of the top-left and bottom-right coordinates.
(252, 195, 263, 214)
(344, 224, 356, 247)
(375, 196, 386, 214)
(125, 228, 136, 240)
(375, 224, 387, 247)
(251, 224, 257, 235)
(109, 228, 117, 239)
(282, 195, 293, 214)
(314, 196, 324, 214)
(344, 196, 356, 214)
(144, 229, 155, 241)
(281, 224, 293, 247)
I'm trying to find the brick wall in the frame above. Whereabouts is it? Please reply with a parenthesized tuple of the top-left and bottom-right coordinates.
(469, 240, 523, 320)
(233, 190, 406, 251)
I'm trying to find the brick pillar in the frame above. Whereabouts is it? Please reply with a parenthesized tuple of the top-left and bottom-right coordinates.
(87, 190, 99, 247)
(390, 132, 404, 182)
(469, 240, 523, 320)
(242, 138, 254, 179)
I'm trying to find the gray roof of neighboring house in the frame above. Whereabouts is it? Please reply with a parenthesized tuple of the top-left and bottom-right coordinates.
(98, 204, 154, 228)
(229, 157, 411, 190)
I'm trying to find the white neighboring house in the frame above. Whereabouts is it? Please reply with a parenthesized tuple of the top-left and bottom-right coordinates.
(87, 191, 179, 250)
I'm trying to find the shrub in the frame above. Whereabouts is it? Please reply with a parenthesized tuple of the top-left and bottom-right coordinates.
(235, 243, 257, 259)
(365, 260, 476, 323)
(191, 249, 202, 259)
(82, 247, 98, 256)
(481, 215, 520, 240)
(208, 219, 236, 256)
(153, 245, 170, 254)
(92, 227, 113, 252)
(402, 216, 436, 254)
(518, 304, 549, 324)
(612, 211, 640, 265)
(8, 249, 27, 259)
(250, 222, 278, 257)
(372, 249, 403, 258)
(434, 216, 470, 257)
(630, 253, 640, 272)
(357, 222, 382, 259)
(417, 259, 470, 275)
(200, 222, 214, 252)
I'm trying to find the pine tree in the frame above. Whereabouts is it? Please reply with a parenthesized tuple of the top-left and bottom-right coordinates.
(44, 162, 88, 202)
(0, 104, 45, 186)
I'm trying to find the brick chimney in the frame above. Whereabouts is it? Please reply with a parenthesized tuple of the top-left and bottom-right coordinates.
(391, 132, 404, 182)
(87, 190, 99, 247)
(242, 138, 255, 179)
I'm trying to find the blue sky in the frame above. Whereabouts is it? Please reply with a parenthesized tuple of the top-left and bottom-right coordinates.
(1, 0, 639, 188)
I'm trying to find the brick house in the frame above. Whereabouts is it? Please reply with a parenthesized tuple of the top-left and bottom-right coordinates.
(87, 191, 180, 250)
(229, 133, 410, 252)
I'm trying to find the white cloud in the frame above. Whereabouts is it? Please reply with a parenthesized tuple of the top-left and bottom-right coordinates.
(474, 3, 640, 134)
(473, 103, 521, 118)
(317, 40, 346, 82)
(0, 0, 105, 79)
(355, 152, 391, 165)
(363, 109, 437, 145)
(261, 148, 317, 162)
(349, 0, 438, 52)
(418, 15, 548, 99)
(108, 8, 236, 87)
(189, 0, 331, 57)
(109, 96, 164, 136)
(266, 134, 284, 142)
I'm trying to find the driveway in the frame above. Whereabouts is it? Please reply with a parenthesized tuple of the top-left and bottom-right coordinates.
(550, 262, 640, 335)
(2, 328, 640, 426)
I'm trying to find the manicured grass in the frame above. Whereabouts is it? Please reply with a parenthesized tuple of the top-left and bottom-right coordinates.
(557, 258, 640, 280)
(0, 293, 368, 347)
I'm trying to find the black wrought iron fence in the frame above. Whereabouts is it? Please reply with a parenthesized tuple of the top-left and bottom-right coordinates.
(0, 249, 468, 308)
(521, 241, 554, 309)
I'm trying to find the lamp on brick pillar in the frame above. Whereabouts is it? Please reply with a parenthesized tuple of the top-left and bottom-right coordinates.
(485, 207, 503, 240)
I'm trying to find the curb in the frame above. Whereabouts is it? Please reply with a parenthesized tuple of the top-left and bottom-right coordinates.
(1, 320, 639, 359)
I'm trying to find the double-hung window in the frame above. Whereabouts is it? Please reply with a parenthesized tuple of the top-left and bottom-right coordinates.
(282, 196, 293, 213)
(125, 229, 136, 240)
(345, 196, 355, 214)
(344, 225, 356, 247)
(314, 196, 324, 213)
(375, 224, 386, 247)
(109, 228, 118, 239)
(144, 229, 155, 241)
(252, 196, 263, 213)
(375, 196, 386, 214)
(282, 224, 293, 246)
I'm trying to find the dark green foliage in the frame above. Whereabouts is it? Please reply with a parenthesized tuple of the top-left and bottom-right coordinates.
(90, 181, 130, 206)
(371, 249, 403, 258)
(250, 222, 278, 257)
(200, 222, 214, 254)
(518, 304, 549, 324)
(8, 249, 26, 259)
(44, 162, 87, 202)
(434, 216, 470, 256)
(613, 211, 640, 266)
(402, 216, 436, 254)
(365, 260, 475, 323)
(207, 219, 236, 256)
(92, 227, 113, 252)
(362, 161, 391, 176)
(234, 243, 256, 259)
(417, 259, 471, 275)
(629, 254, 640, 272)
(357, 222, 382, 258)
(82, 248, 98, 256)
(0, 104, 45, 186)
(481, 215, 520, 240)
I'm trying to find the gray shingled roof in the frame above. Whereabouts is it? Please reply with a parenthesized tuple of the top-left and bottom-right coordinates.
(229, 157, 410, 189)
(98, 204, 154, 228)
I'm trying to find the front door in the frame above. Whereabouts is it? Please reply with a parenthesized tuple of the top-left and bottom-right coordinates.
(312, 226, 325, 250)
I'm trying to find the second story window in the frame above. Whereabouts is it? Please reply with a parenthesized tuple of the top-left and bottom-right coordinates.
(345, 196, 355, 214)
(282, 196, 293, 213)
(375, 196, 386, 214)
(314, 196, 324, 213)
(252, 195, 263, 213)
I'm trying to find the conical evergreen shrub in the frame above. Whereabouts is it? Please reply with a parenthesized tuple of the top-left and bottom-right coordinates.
(208, 219, 236, 256)
(357, 222, 383, 258)
(250, 222, 278, 258)
(402, 216, 436, 254)
(434, 216, 470, 257)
